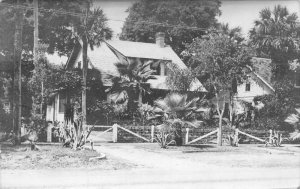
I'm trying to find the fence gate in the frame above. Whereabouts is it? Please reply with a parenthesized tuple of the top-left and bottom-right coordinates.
(88, 125, 113, 143)
(186, 128, 219, 145)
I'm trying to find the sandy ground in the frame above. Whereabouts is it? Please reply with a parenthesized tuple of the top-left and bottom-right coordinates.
(0, 143, 136, 170)
(1, 143, 300, 189)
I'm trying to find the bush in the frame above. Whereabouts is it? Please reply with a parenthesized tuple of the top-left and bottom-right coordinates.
(88, 100, 114, 125)
(23, 113, 47, 142)
(0, 104, 13, 133)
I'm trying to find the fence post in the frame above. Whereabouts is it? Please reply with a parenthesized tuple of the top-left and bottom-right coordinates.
(217, 128, 222, 146)
(235, 128, 239, 137)
(185, 128, 189, 144)
(269, 129, 273, 144)
(234, 128, 239, 146)
(151, 125, 155, 143)
(47, 123, 53, 143)
(112, 124, 118, 143)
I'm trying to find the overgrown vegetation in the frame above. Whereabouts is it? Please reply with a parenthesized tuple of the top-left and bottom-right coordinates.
(149, 93, 207, 147)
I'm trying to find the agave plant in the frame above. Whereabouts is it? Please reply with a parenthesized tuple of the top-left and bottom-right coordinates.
(285, 108, 300, 140)
(152, 93, 208, 147)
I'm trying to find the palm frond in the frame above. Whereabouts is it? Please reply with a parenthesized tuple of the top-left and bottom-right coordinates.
(259, 8, 271, 20)
(289, 131, 300, 140)
(110, 90, 128, 104)
(285, 114, 299, 124)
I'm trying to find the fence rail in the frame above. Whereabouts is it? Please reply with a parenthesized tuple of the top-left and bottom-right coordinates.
(186, 129, 219, 145)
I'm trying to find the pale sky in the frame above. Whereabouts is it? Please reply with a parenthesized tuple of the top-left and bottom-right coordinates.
(94, 0, 300, 38)
(48, 0, 300, 64)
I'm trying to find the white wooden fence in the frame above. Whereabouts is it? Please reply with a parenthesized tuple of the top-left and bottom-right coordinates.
(87, 124, 156, 143)
(185, 128, 219, 145)
(110, 124, 156, 143)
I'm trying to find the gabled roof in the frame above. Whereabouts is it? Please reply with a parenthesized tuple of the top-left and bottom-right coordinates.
(251, 57, 272, 83)
(65, 40, 206, 92)
(106, 40, 186, 69)
(246, 65, 275, 93)
(251, 71, 275, 92)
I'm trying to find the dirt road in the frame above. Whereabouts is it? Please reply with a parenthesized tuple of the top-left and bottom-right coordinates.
(1, 143, 300, 189)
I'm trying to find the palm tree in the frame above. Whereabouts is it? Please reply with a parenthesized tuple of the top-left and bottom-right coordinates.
(107, 60, 156, 113)
(78, 5, 112, 127)
(219, 23, 243, 43)
(249, 5, 299, 78)
(65, 3, 112, 149)
(153, 93, 207, 146)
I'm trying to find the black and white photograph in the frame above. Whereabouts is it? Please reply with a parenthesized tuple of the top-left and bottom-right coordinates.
(0, 0, 300, 188)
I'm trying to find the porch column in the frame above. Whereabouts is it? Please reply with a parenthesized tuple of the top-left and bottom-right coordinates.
(47, 123, 53, 143)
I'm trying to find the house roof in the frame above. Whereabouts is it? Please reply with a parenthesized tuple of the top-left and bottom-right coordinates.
(106, 40, 186, 69)
(65, 40, 206, 92)
(246, 65, 275, 93)
(86, 43, 119, 76)
(251, 57, 272, 83)
(252, 72, 275, 92)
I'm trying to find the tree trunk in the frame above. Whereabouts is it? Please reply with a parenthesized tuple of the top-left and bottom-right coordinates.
(174, 125, 183, 146)
(217, 115, 223, 146)
(82, 35, 87, 126)
(217, 99, 226, 146)
(81, 1, 89, 142)
(13, 1, 23, 145)
(138, 90, 142, 106)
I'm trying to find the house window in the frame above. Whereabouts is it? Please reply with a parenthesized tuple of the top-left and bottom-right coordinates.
(150, 62, 161, 75)
(164, 65, 169, 76)
(245, 82, 251, 92)
(59, 94, 66, 113)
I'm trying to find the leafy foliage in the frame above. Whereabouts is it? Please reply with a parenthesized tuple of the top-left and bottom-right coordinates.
(254, 78, 297, 131)
(0, 103, 13, 133)
(186, 33, 253, 94)
(249, 5, 300, 79)
(152, 93, 205, 146)
(87, 100, 114, 125)
(285, 108, 300, 140)
(218, 23, 244, 43)
(0, 0, 112, 56)
(166, 63, 195, 92)
(107, 60, 156, 113)
(185, 32, 254, 145)
(120, 0, 221, 55)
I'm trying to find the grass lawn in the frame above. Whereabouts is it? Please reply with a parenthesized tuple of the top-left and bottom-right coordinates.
(0, 143, 136, 170)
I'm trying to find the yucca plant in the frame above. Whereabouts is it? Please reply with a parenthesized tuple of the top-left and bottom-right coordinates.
(152, 93, 207, 147)
(285, 108, 300, 140)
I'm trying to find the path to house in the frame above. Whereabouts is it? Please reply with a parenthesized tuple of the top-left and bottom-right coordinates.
(1, 143, 300, 189)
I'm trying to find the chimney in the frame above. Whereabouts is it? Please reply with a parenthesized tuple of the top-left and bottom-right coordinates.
(155, 32, 165, 48)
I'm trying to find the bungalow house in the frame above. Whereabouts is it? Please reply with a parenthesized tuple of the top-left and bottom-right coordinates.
(234, 57, 275, 114)
(209, 57, 275, 117)
(46, 33, 206, 123)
